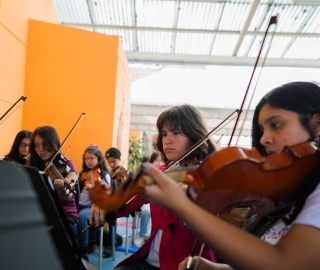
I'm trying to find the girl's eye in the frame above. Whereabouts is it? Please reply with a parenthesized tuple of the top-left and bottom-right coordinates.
(271, 122, 281, 129)
(161, 132, 167, 137)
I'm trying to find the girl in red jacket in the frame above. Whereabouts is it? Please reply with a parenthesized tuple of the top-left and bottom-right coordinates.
(114, 104, 217, 270)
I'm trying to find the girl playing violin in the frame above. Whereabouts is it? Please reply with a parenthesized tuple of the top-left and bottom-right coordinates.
(27, 126, 79, 237)
(114, 104, 217, 270)
(3, 130, 32, 165)
(78, 145, 111, 260)
(143, 82, 320, 270)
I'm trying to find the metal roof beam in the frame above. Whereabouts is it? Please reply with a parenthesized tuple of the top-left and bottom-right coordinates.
(62, 22, 320, 38)
(126, 52, 320, 68)
(232, 0, 260, 56)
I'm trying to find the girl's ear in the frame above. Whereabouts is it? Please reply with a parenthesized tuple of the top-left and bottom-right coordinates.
(311, 113, 320, 137)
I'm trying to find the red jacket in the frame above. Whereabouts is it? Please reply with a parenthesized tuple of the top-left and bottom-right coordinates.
(115, 195, 216, 270)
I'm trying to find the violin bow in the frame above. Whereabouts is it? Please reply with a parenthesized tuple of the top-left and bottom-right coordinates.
(228, 15, 278, 147)
(44, 112, 86, 172)
(0, 96, 27, 124)
(184, 15, 278, 269)
(64, 146, 72, 157)
(235, 17, 278, 145)
(194, 243, 205, 270)
(186, 238, 199, 270)
(166, 109, 239, 171)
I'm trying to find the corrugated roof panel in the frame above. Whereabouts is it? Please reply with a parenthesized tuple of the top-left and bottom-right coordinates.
(238, 35, 256, 57)
(52, 0, 91, 23)
(176, 33, 214, 55)
(178, 1, 220, 30)
(135, 0, 176, 27)
(93, 0, 130, 25)
(51, 0, 320, 67)
(218, 2, 251, 30)
(247, 4, 273, 32)
(265, 36, 292, 58)
(276, 5, 314, 32)
(210, 34, 239, 56)
(137, 31, 172, 53)
(240, 35, 275, 58)
(303, 8, 320, 32)
(285, 37, 320, 59)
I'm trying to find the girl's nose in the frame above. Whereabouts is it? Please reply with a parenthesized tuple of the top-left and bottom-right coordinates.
(260, 131, 272, 146)
(164, 135, 173, 145)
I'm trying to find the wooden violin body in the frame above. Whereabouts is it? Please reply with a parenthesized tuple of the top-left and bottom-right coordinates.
(80, 167, 101, 186)
(90, 142, 320, 215)
(112, 166, 128, 183)
(186, 142, 320, 215)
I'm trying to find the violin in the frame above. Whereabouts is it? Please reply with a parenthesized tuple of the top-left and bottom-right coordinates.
(112, 166, 128, 183)
(45, 153, 77, 195)
(80, 167, 101, 186)
(90, 141, 320, 215)
(166, 155, 200, 171)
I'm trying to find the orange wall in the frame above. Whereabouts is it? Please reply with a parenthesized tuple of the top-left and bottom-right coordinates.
(129, 130, 142, 140)
(23, 20, 131, 171)
(0, 0, 59, 156)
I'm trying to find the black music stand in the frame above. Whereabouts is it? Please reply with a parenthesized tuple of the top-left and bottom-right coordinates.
(0, 160, 90, 269)
(0, 160, 61, 269)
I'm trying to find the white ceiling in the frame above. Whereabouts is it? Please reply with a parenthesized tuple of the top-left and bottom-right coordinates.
(50, 0, 320, 147)
(52, 0, 320, 68)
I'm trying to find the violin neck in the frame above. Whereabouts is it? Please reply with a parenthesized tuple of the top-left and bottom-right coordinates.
(47, 164, 65, 182)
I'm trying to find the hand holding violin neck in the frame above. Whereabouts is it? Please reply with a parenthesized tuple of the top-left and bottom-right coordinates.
(53, 178, 74, 200)
(46, 163, 77, 196)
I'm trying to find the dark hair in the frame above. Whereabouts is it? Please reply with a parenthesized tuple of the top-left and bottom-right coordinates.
(82, 146, 109, 178)
(5, 130, 32, 163)
(156, 104, 216, 163)
(28, 126, 60, 169)
(149, 151, 161, 164)
(105, 147, 121, 160)
(252, 81, 320, 156)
